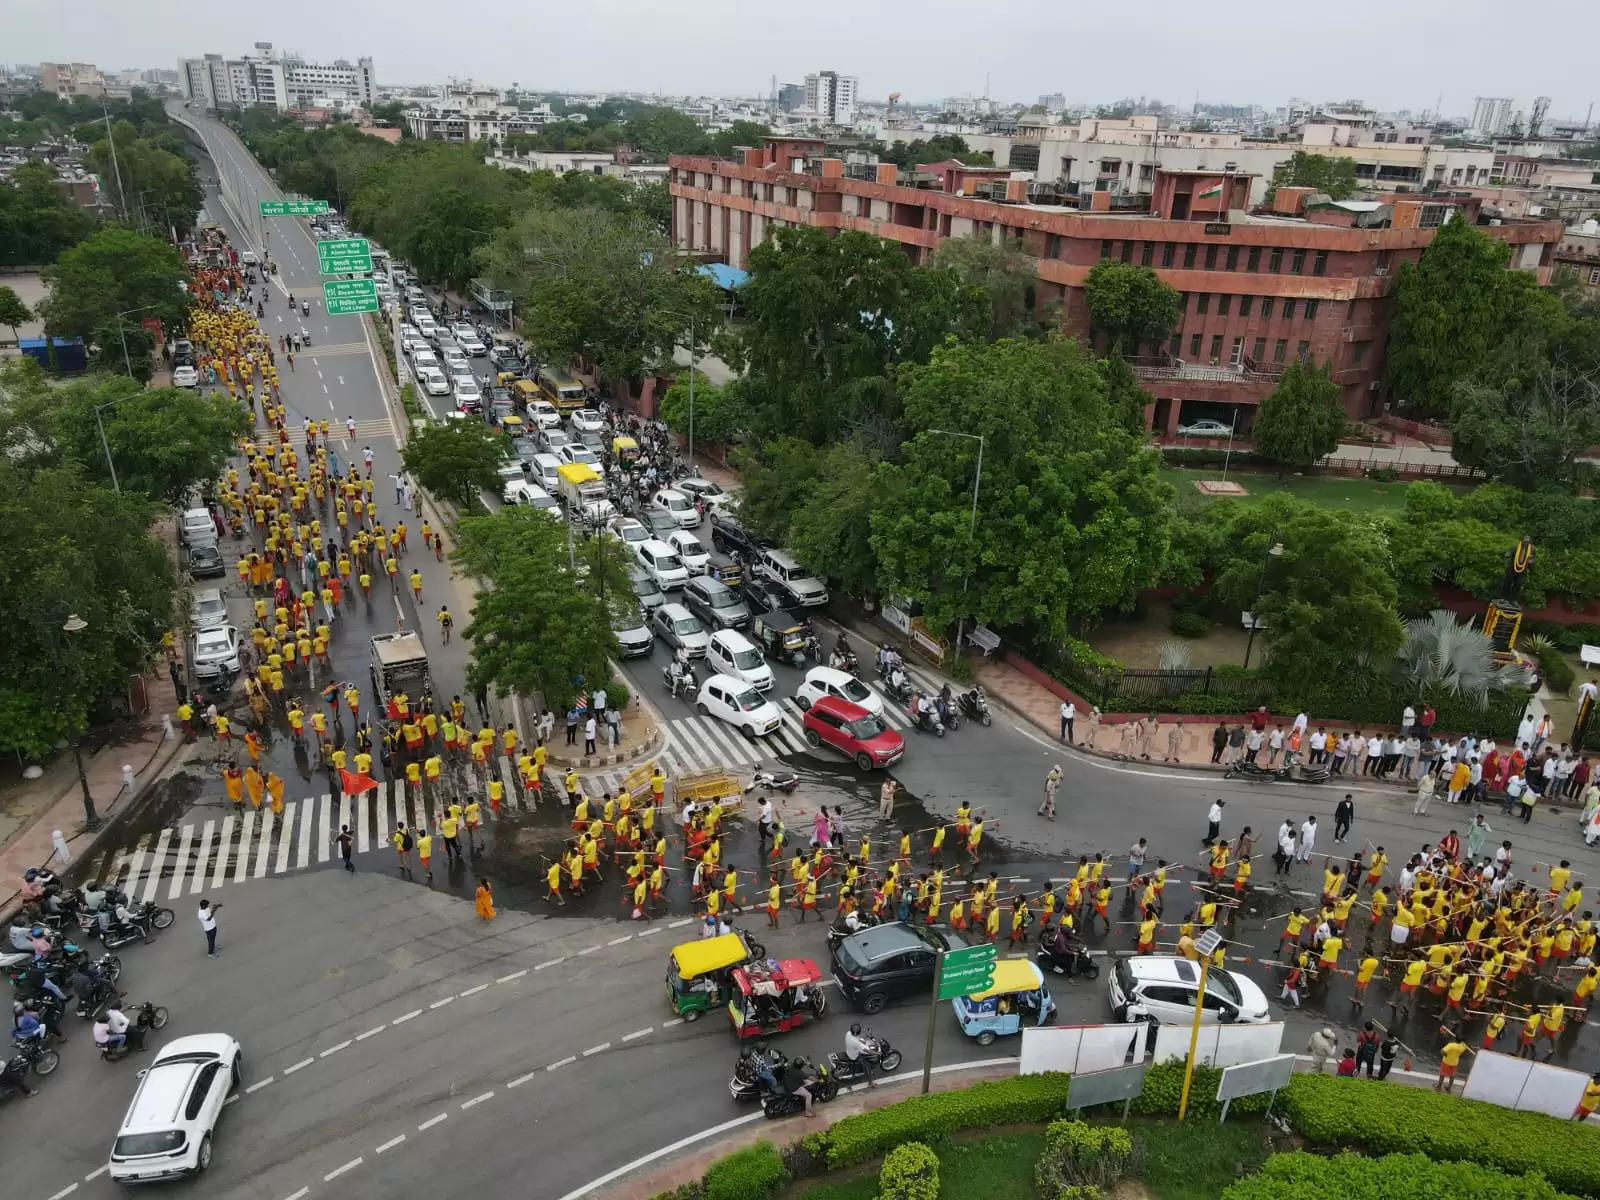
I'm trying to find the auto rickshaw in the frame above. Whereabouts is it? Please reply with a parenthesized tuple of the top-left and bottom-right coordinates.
(728, 958, 828, 1039)
(751, 610, 809, 669)
(666, 930, 764, 1022)
(951, 959, 1057, 1045)
(496, 370, 521, 389)
(612, 435, 640, 468)
(711, 558, 743, 588)
(499, 413, 526, 439)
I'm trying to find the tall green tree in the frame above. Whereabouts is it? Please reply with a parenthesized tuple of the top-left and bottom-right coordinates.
(1082, 260, 1182, 354)
(731, 226, 989, 444)
(39, 226, 189, 340)
(1385, 216, 1545, 416)
(0, 161, 98, 267)
(929, 236, 1045, 341)
(85, 125, 204, 234)
(0, 286, 30, 344)
(871, 336, 1172, 640)
(400, 421, 507, 508)
(54, 381, 249, 504)
(1251, 359, 1346, 471)
(658, 375, 743, 445)
(452, 508, 627, 710)
(1268, 151, 1359, 201)
(478, 204, 719, 384)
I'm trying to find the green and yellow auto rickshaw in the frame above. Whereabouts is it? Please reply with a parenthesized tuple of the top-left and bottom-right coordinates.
(666, 929, 766, 1022)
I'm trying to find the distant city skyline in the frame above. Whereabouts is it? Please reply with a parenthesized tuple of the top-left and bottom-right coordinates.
(6, 0, 1595, 123)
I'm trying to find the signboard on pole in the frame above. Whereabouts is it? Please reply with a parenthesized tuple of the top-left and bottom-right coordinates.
(317, 238, 372, 275)
(323, 279, 379, 316)
(935, 944, 998, 1000)
(260, 200, 330, 217)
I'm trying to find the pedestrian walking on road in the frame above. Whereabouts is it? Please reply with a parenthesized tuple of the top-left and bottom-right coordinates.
(475, 878, 497, 922)
(878, 778, 898, 820)
(1414, 771, 1435, 815)
(392, 823, 414, 876)
(606, 706, 621, 748)
(1333, 794, 1355, 843)
(1060, 700, 1075, 744)
(584, 715, 598, 756)
(198, 899, 221, 959)
(1297, 816, 1318, 863)
(1039, 765, 1062, 819)
(336, 825, 354, 872)
(1203, 798, 1225, 846)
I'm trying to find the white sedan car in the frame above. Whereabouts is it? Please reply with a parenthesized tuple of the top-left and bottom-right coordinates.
(570, 408, 605, 433)
(454, 375, 483, 407)
(419, 367, 451, 397)
(697, 673, 783, 740)
(504, 478, 562, 517)
(663, 529, 710, 575)
(172, 365, 199, 388)
(794, 665, 885, 718)
(1177, 419, 1233, 437)
(528, 400, 561, 429)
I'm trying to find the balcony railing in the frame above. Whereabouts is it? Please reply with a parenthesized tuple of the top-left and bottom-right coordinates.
(1127, 356, 1284, 384)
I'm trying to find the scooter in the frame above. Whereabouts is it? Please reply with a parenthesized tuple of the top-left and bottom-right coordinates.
(958, 689, 993, 727)
(936, 692, 960, 732)
(910, 705, 945, 737)
(826, 1032, 903, 1081)
(746, 766, 799, 794)
(1223, 759, 1331, 785)
(1036, 937, 1101, 981)
(662, 663, 698, 702)
(300, 299, 310, 317)
(883, 672, 913, 704)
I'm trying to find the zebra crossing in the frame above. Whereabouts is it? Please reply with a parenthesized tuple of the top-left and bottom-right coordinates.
(248, 417, 391, 448)
(89, 757, 534, 901)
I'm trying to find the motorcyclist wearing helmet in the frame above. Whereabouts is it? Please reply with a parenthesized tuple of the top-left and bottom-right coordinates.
(745, 1040, 780, 1095)
(82, 882, 107, 914)
(7, 918, 32, 953)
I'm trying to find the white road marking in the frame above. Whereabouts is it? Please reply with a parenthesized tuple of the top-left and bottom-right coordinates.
(283, 1191, 309, 1200)
(496, 969, 528, 983)
(547, 1055, 576, 1071)
(576, 945, 601, 957)
(622, 1027, 653, 1042)
(324, 1157, 363, 1181)
(459, 983, 487, 997)
(167, 824, 193, 900)
(429, 996, 455, 1010)
(356, 1026, 385, 1041)
(535, 957, 565, 970)
(637, 927, 662, 937)
(661, 1018, 684, 1028)
(283, 1057, 314, 1075)
(506, 1070, 538, 1088)
(582, 1042, 610, 1057)
(83, 1166, 107, 1182)
(418, 1113, 448, 1131)
(225, 1094, 240, 1106)
(607, 934, 633, 945)
(460, 1091, 494, 1110)
(47, 1184, 79, 1200)
(393, 1009, 422, 1024)
(375, 1135, 405, 1154)
(320, 1040, 352, 1057)
(668, 918, 694, 928)
(245, 1076, 275, 1093)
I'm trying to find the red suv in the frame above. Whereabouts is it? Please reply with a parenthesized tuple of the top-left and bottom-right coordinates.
(801, 695, 905, 770)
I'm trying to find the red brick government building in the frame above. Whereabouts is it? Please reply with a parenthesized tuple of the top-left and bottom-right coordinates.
(668, 137, 1562, 437)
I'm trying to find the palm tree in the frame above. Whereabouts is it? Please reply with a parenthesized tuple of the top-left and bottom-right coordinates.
(1393, 609, 1525, 709)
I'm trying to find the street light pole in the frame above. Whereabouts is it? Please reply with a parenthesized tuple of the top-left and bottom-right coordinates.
(925, 429, 985, 660)
(686, 315, 695, 472)
(93, 403, 121, 493)
(1241, 534, 1284, 670)
(56, 612, 99, 830)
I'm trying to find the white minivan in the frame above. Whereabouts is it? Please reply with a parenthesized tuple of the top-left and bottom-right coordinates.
(706, 629, 774, 692)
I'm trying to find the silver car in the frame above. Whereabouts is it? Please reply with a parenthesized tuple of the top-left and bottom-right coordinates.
(191, 625, 242, 683)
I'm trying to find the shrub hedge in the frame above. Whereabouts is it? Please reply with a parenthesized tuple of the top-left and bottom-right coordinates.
(802, 1072, 1076, 1169)
(1281, 1074, 1600, 1198)
(1034, 1119, 1133, 1196)
(877, 1142, 940, 1200)
(1126, 1060, 1269, 1123)
(1169, 611, 1210, 638)
(1220, 1150, 1579, 1200)
(700, 1140, 788, 1200)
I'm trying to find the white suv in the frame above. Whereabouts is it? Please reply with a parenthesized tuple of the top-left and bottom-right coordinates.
(634, 538, 689, 591)
(706, 629, 774, 692)
(757, 549, 828, 607)
(108, 1033, 242, 1182)
(1107, 954, 1272, 1027)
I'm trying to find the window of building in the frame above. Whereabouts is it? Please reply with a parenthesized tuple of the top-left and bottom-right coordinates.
(1209, 334, 1224, 360)
(1304, 299, 1319, 320)
(1195, 294, 1210, 314)
(1205, 245, 1218, 270)
(1121, 240, 1135, 263)
(1252, 337, 1266, 361)
(1291, 248, 1307, 274)
(1101, 239, 1114, 260)
(1046, 234, 1063, 259)
(1352, 341, 1370, 365)
(1590, 267, 1600, 286)
(1232, 336, 1244, 363)
(1296, 340, 1311, 362)
(1239, 296, 1253, 317)
(1217, 294, 1231, 316)
(1169, 334, 1182, 357)
(1141, 242, 1154, 267)
(1313, 250, 1328, 276)
(1162, 242, 1176, 268)
(1247, 246, 1261, 272)
(1282, 299, 1297, 320)
(1261, 297, 1274, 319)
(1189, 333, 1203, 357)
(1225, 246, 1239, 271)
(1274, 338, 1288, 364)
(1183, 244, 1197, 269)
(1375, 250, 1393, 275)
(1268, 248, 1283, 272)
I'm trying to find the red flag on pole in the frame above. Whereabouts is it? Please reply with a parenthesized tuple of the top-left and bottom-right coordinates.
(341, 769, 379, 796)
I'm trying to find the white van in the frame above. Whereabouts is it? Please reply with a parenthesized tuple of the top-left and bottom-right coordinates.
(634, 538, 689, 592)
(706, 629, 774, 692)
(530, 453, 563, 494)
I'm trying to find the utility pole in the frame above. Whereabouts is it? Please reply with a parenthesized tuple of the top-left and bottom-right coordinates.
(101, 105, 127, 221)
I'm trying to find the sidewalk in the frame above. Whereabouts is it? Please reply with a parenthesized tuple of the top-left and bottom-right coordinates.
(0, 670, 192, 918)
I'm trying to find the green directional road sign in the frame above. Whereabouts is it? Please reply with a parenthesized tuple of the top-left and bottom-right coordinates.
(935, 943, 998, 1000)
(317, 238, 373, 275)
(323, 278, 379, 316)
(260, 199, 330, 217)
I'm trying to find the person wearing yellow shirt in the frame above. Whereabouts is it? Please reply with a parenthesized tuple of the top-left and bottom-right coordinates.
(415, 829, 434, 879)
(488, 778, 504, 815)
(1353, 955, 1379, 1010)
(1482, 1010, 1507, 1050)
(1576, 1073, 1600, 1122)
(1280, 909, 1307, 960)
(765, 879, 782, 928)
(1318, 932, 1343, 972)
(984, 902, 1001, 941)
(1518, 1009, 1544, 1059)
(565, 768, 581, 809)
(1550, 861, 1572, 898)
(1436, 1037, 1470, 1093)
(1575, 968, 1599, 1014)
(1137, 914, 1158, 954)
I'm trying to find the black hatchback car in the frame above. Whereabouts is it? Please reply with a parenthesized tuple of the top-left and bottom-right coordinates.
(187, 542, 226, 579)
(830, 921, 967, 1014)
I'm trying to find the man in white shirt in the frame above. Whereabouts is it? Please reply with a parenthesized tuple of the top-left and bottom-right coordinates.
(1503, 773, 1526, 815)
(1060, 701, 1075, 744)
(1275, 823, 1295, 875)
(1203, 799, 1225, 847)
(1268, 726, 1286, 765)
(198, 898, 220, 958)
(1402, 704, 1416, 734)
(1363, 734, 1383, 777)
(1293, 711, 1309, 736)
(1308, 728, 1327, 764)
(1413, 770, 1435, 815)
(1297, 816, 1317, 863)
(1245, 727, 1264, 763)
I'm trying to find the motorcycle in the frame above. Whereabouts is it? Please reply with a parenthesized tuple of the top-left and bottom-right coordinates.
(127, 901, 175, 931)
(98, 912, 155, 951)
(1036, 937, 1101, 981)
(300, 299, 310, 317)
(802, 633, 823, 663)
(745, 766, 799, 794)
(729, 1045, 790, 1103)
(827, 1032, 903, 1082)
(8, 1031, 59, 1077)
(662, 662, 699, 702)
(829, 643, 859, 675)
(1223, 759, 1331, 785)
(882, 671, 913, 704)
(825, 912, 881, 952)
(909, 705, 945, 738)
(958, 689, 993, 727)
(936, 693, 960, 732)
(761, 1057, 838, 1118)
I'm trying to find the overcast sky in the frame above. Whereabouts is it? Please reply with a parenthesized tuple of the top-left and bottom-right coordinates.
(8, 0, 1596, 121)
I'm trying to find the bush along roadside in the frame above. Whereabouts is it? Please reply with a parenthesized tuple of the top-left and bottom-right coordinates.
(1220, 1150, 1581, 1200)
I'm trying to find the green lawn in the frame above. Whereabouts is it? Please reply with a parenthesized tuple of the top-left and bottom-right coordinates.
(1159, 467, 1467, 515)
(789, 1120, 1269, 1199)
